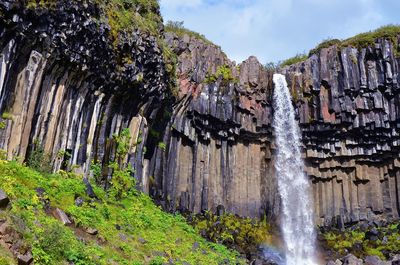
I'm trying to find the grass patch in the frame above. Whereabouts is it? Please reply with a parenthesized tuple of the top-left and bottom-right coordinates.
(309, 25, 400, 56)
(0, 160, 245, 264)
(281, 25, 400, 67)
(308, 38, 342, 56)
(280, 53, 308, 67)
(165, 21, 214, 45)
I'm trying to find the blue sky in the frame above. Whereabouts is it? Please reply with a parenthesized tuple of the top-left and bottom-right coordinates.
(160, 0, 400, 64)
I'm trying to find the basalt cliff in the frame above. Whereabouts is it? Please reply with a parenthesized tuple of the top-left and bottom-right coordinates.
(1, 1, 400, 229)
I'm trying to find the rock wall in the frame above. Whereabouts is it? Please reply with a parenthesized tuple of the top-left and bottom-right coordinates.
(0, 1, 168, 190)
(146, 33, 279, 219)
(281, 38, 400, 226)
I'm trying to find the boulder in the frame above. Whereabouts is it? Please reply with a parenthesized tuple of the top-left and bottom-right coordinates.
(392, 254, 400, 265)
(364, 255, 384, 265)
(341, 254, 362, 265)
(52, 208, 72, 225)
(17, 252, 33, 265)
(327, 261, 343, 265)
(365, 228, 380, 241)
(85, 227, 98, 235)
(0, 189, 10, 208)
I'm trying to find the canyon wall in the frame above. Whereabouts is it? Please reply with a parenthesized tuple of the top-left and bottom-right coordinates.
(1, 1, 400, 227)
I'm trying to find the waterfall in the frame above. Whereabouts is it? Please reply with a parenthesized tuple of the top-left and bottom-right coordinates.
(272, 74, 317, 265)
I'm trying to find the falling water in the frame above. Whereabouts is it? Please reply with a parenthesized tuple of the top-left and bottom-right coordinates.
(272, 74, 317, 265)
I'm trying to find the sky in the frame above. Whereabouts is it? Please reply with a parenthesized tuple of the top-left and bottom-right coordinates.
(160, 0, 400, 64)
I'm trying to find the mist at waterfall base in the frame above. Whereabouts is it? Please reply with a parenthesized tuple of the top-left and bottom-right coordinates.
(268, 74, 317, 265)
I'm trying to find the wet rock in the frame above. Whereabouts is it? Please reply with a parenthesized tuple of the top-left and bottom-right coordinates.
(327, 260, 343, 265)
(0, 189, 10, 208)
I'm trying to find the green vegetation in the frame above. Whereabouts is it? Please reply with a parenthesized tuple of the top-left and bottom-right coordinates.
(281, 25, 400, 67)
(27, 142, 52, 174)
(204, 65, 237, 86)
(342, 25, 400, 50)
(308, 38, 342, 56)
(1, 112, 12, 121)
(100, 0, 162, 40)
(280, 53, 308, 67)
(0, 244, 15, 265)
(322, 223, 400, 260)
(190, 212, 271, 257)
(0, 158, 245, 264)
(309, 25, 400, 56)
(109, 128, 135, 200)
(165, 21, 213, 45)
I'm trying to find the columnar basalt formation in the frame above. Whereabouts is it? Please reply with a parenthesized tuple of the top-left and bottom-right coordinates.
(146, 33, 279, 218)
(1, 1, 400, 228)
(0, 1, 168, 188)
(281, 38, 400, 226)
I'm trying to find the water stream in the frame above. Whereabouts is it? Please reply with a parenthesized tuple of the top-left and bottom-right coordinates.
(272, 74, 317, 265)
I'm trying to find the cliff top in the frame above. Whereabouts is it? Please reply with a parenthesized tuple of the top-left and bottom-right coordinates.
(281, 24, 400, 67)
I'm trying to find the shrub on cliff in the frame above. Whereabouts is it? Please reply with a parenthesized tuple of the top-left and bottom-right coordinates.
(322, 223, 400, 260)
(190, 211, 272, 258)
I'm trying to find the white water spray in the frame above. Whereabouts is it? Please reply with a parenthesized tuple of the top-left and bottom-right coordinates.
(272, 74, 317, 265)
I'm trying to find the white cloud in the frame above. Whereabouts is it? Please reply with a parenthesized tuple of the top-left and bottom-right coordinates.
(160, 0, 400, 63)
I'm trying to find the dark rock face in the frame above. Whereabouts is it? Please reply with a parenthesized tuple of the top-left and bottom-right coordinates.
(0, 1, 168, 186)
(281, 39, 400, 226)
(147, 33, 278, 218)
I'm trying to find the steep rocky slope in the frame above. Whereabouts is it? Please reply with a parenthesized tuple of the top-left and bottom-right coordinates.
(1, 0, 400, 231)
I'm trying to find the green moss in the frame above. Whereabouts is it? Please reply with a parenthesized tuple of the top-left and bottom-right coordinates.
(0, 159, 244, 264)
(1, 112, 12, 120)
(280, 53, 308, 67)
(322, 223, 400, 260)
(204, 65, 237, 86)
